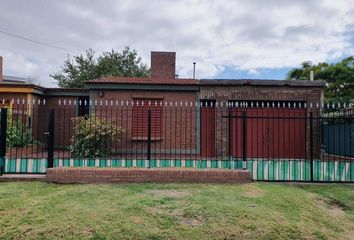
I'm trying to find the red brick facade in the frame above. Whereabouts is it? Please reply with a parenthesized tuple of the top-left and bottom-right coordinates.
(91, 90, 198, 155)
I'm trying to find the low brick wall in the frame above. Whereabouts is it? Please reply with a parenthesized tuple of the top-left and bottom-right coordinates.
(46, 167, 251, 184)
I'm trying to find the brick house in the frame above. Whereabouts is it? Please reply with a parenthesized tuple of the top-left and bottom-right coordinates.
(0, 52, 325, 161)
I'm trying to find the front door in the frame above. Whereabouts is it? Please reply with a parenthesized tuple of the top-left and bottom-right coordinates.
(200, 100, 215, 158)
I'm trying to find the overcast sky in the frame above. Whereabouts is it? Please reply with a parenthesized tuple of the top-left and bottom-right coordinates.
(0, 0, 353, 87)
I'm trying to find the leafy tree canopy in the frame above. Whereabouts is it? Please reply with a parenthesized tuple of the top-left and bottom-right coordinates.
(51, 47, 150, 88)
(286, 56, 354, 103)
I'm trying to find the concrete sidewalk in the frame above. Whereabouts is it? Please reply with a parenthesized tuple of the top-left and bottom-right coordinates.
(0, 174, 46, 182)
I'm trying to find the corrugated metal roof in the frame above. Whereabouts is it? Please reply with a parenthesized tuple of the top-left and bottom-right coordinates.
(2, 75, 28, 83)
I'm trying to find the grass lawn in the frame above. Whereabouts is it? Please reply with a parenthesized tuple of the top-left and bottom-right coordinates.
(0, 182, 353, 240)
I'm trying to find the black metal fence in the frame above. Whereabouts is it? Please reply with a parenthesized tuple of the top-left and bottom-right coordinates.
(0, 99, 353, 182)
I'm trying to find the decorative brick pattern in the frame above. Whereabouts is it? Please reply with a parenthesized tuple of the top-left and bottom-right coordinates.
(46, 167, 252, 184)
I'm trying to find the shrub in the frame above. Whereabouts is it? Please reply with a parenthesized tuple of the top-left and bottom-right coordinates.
(69, 116, 124, 158)
(6, 110, 33, 148)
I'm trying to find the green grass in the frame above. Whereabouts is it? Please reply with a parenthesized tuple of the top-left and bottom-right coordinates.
(0, 182, 353, 240)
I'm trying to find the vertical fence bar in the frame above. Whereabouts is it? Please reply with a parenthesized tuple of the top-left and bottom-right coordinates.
(47, 109, 55, 168)
(310, 112, 314, 182)
(242, 111, 247, 170)
(147, 109, 152, 168)
(0, 108, 8, 175)
(228, 110, 232, 169)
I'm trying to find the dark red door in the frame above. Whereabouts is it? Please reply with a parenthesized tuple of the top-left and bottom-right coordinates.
(231, 105, 306, 159)
(200, 101, 215, 157)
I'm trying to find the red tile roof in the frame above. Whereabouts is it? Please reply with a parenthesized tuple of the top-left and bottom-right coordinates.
(86, 76, 198, 85)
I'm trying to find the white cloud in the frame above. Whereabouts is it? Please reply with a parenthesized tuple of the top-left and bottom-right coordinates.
(247, 69, 259, 76)
(0, 0, 353, 86)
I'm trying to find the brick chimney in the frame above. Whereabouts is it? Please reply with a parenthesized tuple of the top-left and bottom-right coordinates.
(151, 51, 176, 79)
(0, 56, 3, 82)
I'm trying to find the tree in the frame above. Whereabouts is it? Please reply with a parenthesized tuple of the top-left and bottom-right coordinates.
(286, 56, 354, 103)
(51, 47, 150, 88)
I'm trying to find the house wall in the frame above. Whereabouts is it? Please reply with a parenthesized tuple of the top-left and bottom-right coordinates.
(0, 82, 325, 160)
(199, 85, 324, 159)
(90, 90, 198, 157)
(44, 96, 78, 148)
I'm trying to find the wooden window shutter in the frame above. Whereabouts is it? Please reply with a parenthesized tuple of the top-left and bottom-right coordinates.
(132, 99, 163, 140)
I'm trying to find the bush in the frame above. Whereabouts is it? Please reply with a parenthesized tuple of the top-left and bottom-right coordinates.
(6, 110, 33, 148)
(69, 116, 124, 158)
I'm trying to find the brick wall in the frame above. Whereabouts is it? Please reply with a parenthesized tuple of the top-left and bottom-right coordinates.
(44, 96, 78, 147)
(92, 90, 198, 156)
(200, 85, 324, 159)
(46, 167, 251, 183)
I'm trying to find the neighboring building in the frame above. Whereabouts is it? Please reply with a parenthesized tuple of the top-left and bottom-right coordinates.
(0, 52, 325, 159)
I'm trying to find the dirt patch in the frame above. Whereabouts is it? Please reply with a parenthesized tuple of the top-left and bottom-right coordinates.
(327, 206, 345, 217)
(242, 185, 265, 198)
(130, 216, 144, 224)
(146, 206, 166, 215)
(315, 198, 345, 218)
(81, 228, 95, 238)
(172, 209, 205, 226)
(146, 206, 204, 226)
(146, 190, 190, 198)
(344, 231, 354, 240)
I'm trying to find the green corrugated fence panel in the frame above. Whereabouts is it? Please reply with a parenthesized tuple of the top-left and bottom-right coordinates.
(222, 160, 231, 169)
(185, 160, 194, 167)
(125, 160, 132, 167)
(4, 158, 47, 173)
(257, 160, 265, 180)
(149, 160, 157, 167)
(195, 160, 205, 169)
(302, 161, 310, 181)
(174, 160, 181, 167)
(6, 159, 16, 172)
(234, 160, 243, 169)
(0, 156, 4, 173)
(136, 159, 145, 167)
(160, 159, 170, 167)
(20, 158, 27, 173)
(99, 159, 107, 167)
(74, 159, 83, 167)
(5, 157, 352, 182)
(62, 159, 70, 167)
(111, 159, 122, 167)
(268, 160, 276, 181)
(54, 159, 59, 167)
(32, 159, 40, 173)
(282, 161, 289, 181)
(313, 160, 320, 181)
(87, 159, 95, 167)
(211, 160, 218, 168)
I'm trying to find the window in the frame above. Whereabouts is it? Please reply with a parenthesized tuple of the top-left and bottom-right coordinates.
(132, 98, 163, 140)
(78, 96, 90, 116)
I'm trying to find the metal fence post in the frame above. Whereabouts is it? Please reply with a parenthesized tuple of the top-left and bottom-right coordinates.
(242, 111, 247, 170)
(228, 110, 232, 169)
(147, 110, 152, 168)
(0, 108, 8, 175)
(310, 112, 314, 182)
(47, 109, 55, 168)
